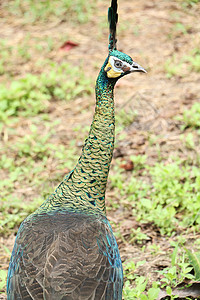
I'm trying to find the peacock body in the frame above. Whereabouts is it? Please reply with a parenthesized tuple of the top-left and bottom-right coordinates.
(7, 1, 146, 299)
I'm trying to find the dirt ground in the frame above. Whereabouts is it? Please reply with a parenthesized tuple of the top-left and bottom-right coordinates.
(0, 0, 200, 299)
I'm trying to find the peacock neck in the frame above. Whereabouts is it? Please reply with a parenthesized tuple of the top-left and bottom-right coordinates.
(65, 59, 117, 213)
(38, 58, 118, 216)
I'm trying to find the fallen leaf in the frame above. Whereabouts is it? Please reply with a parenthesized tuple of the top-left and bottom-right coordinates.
(120, 160, 134, 171)
(60, 41, 79, 51)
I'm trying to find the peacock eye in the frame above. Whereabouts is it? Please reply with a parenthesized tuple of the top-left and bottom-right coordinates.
(114, 60, 123, 68)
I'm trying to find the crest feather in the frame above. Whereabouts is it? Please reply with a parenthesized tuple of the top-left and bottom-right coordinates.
(108, 0, 118, 52)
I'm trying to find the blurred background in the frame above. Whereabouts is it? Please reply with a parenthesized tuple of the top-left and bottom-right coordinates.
(0, 0, 200, 298)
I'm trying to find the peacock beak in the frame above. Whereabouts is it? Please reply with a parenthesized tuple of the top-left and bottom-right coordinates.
(130, 62, 147, 73)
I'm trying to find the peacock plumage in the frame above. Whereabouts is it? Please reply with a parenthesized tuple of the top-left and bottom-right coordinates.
(7, 0, 146, 299)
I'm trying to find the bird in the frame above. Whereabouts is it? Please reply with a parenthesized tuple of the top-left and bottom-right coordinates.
(7, 0, 146, 299)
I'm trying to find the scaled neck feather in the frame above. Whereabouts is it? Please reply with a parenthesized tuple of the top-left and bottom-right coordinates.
(66, 60, 117, 213)
(38, 58, 117, 215)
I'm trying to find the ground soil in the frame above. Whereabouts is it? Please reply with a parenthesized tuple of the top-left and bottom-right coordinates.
(0, 0, 200, 299)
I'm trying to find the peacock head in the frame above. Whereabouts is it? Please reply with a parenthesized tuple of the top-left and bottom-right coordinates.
(104, 49, 146, 79)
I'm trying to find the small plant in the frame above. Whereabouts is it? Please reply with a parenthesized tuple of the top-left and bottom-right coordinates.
(180, 102, 200, 129)
(181, 132, 195, 149)
(164, 57, 183, 78)
(174, 22, 190, 35)
(186, 48, 200, 72)
(111, 158, 200, 235)
(123, 261, 160, 299)
(0, 40, 13, 75)
(116, 108, 138, 127)
(123, 280, 160, 300)
(148, 244, 163, 256)
(129, 228, 149, 245)
(159, 243, 195, 287)
(186, 249, 200, 280)
(130, 155, 147, 170)
(180, 0, 200, 8)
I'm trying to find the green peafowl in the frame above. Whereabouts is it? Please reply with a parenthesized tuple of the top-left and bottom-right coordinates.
(7, 0, 146, 299)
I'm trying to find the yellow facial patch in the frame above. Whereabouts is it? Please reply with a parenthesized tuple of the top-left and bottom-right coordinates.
(104, 61, 122, 78)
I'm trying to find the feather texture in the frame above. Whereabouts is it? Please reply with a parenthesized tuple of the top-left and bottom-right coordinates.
(108, 0, 118, 51)
(7, 211, 123, 300)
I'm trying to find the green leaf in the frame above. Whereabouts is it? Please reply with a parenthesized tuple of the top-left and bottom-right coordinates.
(166, 286, 172, 295)
(186, 249, 200, 280)
(148, 287, 160, 300)
(171, 243, 179, 266)
(0, 270, 7, 290)
(140, 294, 148, 300)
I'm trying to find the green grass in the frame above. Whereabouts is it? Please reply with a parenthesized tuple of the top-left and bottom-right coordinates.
(178, 102, 200, 129)
(167, 22, 191, 40)
(3, 0, 96, 24)
(180, 0, 200, 8)
(164, 56, 183, 78)
(174, 22, 190, 35)
(164, 48, 200, 77)
(0, 37, 60, 76)
(0, 121, 79, 235)
(0, 40, 13, 75)
(164, 58, 182, 78)
(186, 48, 200, 73)
(123, 241, 199, 299)
(116, 108, 138, 127)
(123, 272, 160, 300)
(113, 103, 200, 296)
(0, 270, 7, 291)
(0, 61, 92, 123)
(110, 158, 200, 235)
